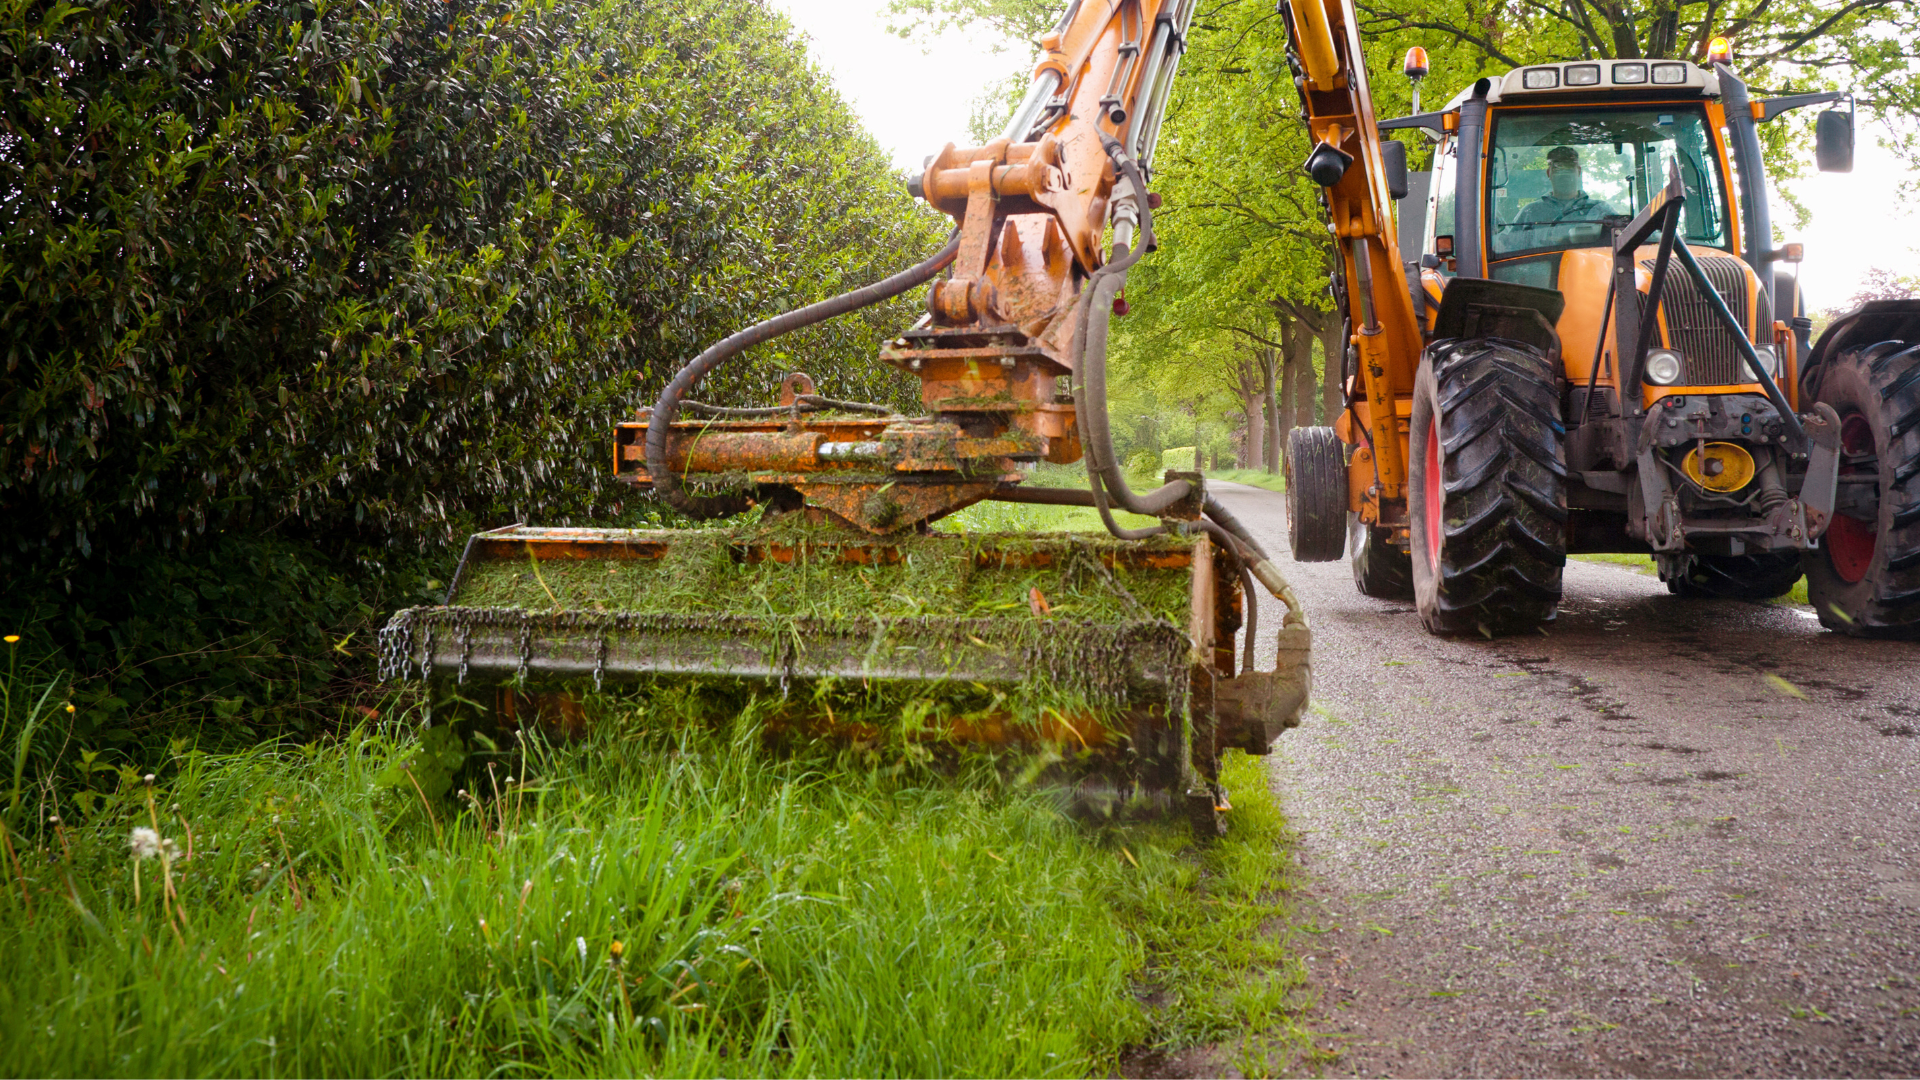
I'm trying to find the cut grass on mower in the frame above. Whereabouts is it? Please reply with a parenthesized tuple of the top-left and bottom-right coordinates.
(0, 685, 1319, 1078)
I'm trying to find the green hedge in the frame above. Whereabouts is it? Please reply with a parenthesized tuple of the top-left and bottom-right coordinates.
(0, 0, 944, 720)
(1, 0, 941, 560)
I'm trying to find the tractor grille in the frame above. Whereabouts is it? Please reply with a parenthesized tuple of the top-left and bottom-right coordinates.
(1639, 255, 1752, 385)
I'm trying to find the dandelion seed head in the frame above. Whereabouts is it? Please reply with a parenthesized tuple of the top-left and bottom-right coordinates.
(160, 838, 180, 860)
(47, 815, 59, 824)
(142, 773, 156, 786)
(576, 937, 587, 962)
(129, 827, 162, 860)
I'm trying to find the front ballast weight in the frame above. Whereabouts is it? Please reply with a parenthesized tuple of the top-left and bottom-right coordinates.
(380, 525, 1310, 829)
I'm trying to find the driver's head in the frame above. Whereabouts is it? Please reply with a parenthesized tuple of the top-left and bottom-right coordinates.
(1546, 145, 1582, 199)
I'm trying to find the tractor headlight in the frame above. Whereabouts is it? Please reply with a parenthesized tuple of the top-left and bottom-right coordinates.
(1644, 349, 1685, 386)
(1751, 344, 1778, 378)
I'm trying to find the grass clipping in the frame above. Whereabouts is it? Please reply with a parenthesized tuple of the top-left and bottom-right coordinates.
(381, 520, 1203, 745)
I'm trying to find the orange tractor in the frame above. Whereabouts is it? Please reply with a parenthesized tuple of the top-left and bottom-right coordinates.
(1277, 0, 1919, 636)
(381, 0, 1312, 829)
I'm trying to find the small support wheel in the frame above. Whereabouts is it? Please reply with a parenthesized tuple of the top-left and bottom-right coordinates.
(1287, 426, 1347, 562)
(1185, 788, 1226, 839)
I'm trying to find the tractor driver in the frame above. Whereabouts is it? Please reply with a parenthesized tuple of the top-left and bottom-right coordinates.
(1514, 145, 1616, 243)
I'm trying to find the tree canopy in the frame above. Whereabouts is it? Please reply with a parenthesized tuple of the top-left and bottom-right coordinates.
(887, 0, 1917, 466)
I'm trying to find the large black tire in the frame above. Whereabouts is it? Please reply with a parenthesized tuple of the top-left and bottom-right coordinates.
(1408, 338, 1567, 636)
(1286, 426, 1347, 562)
(1664, 552, 1803, 600)
(1349, 512, 1414, 599)
(1802, 340, 1920, 635)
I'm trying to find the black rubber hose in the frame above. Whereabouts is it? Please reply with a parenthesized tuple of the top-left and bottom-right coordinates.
(1203, 494, 1308, 630)
(646, 232, 962, 518)
(1069, 136, 1199, 521)
(1088, 468, 1170, 540)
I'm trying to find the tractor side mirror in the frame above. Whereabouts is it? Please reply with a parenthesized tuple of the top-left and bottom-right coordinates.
(1815, 109, 1853, 173)
(1381, 139, 1409, 199)
(1435, 234, 1454, 258)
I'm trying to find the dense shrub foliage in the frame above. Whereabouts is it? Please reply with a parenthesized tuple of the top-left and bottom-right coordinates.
(0, 0, 943, 716)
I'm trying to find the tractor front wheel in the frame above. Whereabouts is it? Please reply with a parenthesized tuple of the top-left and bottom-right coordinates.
(1664, 552, 1803, 600)
(1803, 340, 1920, 635)
(1408, 338, 1567, 636)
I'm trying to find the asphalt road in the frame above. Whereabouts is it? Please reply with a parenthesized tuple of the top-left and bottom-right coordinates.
(1209, 481, 1920, 1078)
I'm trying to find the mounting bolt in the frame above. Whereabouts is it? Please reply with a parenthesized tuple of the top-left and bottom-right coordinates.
(998, 357, 1015, 369)
(909, 358, 922, 371)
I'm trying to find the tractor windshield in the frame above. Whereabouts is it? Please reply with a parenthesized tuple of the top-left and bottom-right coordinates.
(1488, 107, 1731, 258)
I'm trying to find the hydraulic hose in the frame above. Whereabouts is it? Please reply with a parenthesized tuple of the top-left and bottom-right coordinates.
(1058, 134, 1308, 631)
(1202, 494, 1308, 630)
(645, 232, 961, 518)
(1071, 134, 1198, 521)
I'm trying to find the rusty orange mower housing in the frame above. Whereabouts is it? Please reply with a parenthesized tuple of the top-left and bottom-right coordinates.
(381, 0, 1315, 832)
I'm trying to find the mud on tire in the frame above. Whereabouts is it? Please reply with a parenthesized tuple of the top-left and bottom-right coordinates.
(1408, 337, 1567, 636)
(1286, 426, 1347, 562)
(1349, 513, 1413, 600)
(1663, 552, 1802, 601)
(1802, 339, 1920, 635)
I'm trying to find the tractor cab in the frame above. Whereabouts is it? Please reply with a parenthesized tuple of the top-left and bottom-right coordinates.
(1397, 60, 1786, 407)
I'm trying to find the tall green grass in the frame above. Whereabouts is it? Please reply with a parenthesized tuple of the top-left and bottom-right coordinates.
(0, 688, 1318, 1077)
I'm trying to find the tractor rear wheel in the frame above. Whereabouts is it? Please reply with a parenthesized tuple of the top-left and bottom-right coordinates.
(1664, 552, 1803, 600)
(1349, 513, 1413, 599)
(1803, 340, 1920, 635)
(1408, 338, 1567, 636)
(1286, 426, 1347, 562)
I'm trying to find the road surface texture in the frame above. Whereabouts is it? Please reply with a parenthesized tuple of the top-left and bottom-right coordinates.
(1212, 480, 1920, 1078)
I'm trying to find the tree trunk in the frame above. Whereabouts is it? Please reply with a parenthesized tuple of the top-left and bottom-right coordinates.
(1278, 340, 1299, 467)
(1230, 349, 1263, 470)
(1319, 320, 1345, 423)
(1261, 346, 1281, 473)
(1290, 318, 1318, 429)
(1241, 398, 1262, 469)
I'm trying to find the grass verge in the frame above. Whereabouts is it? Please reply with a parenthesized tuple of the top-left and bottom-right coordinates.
(0, 683, 1317, 1077)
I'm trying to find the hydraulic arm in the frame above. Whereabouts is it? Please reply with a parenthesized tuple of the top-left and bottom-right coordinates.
(1278, 0, 1425, 515)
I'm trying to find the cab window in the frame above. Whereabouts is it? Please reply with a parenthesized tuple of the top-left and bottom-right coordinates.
(1487, 107, 1731, 258)
(1426, 139, 1456, 269)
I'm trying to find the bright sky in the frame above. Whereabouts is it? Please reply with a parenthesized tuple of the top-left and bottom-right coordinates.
(769, 0, 1917, 311)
